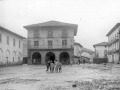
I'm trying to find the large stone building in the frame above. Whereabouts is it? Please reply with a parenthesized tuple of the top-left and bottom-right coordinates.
(106, 23, 120, 63)
(24, 20, 78, 65)
(93, 42, 108, 58)
(0, 26, 25, 66)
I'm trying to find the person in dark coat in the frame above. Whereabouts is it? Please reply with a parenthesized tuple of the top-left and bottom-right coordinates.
(83, 59, 85, 64)
(78, 59, 80, 65)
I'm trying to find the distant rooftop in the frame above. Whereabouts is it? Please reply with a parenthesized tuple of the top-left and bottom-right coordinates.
(74, 42, 83, 47)
(0, 26, 25, 39)
(106, 23, 120, 36)
(24, 20, 78, 36)
(93, 42, 108, 47)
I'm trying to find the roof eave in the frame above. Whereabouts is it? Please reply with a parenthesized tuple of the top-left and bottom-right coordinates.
(106, 23, 120, 36)
(0, 26, 26, 39)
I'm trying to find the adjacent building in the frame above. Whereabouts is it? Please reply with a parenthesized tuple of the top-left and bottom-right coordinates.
(24, 20, 78, 65)
(74, 42, 83, 64)
(81, 47, 95, 63)
(93, 42, 108, 58)
(106, 23, 120, 63)
(0, 26, 25, 66)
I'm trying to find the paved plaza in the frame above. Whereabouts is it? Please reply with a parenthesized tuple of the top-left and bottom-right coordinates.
(0, 64, 120, 90)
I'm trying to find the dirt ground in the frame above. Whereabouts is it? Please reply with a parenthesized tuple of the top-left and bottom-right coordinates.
(0, 64, 120, 90)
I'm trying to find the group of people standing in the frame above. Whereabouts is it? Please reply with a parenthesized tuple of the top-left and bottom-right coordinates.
(46, 58, 62, 73)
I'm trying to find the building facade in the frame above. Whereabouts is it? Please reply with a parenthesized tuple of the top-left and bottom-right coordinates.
(0, 26, 25, 66)
(93, 42, 108, 58)
(106, 23, 120, 63)
(24, 20, 78, 65)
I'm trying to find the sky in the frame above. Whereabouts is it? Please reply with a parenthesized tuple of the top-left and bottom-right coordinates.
(0, 0, 120, 51)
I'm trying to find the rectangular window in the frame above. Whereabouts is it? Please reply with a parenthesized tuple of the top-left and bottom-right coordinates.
(62, 40, 67, 45)
(19, 40, 21, 48)
(13, 39, 15, 47)
(7, 36, 9, 45)
(62, 29, 68, 38)
(34, 41, 39, 46)
(34, 30, 39, 38)
(0, 33, 1, 43)
(48, 30, 53, 38)
(48, 40, 52, 46)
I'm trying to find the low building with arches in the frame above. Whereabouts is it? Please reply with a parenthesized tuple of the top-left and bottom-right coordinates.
(0, 26, 25, 66)
(24, 20, 78, 65)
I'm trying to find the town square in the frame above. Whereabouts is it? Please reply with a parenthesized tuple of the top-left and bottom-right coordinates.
(0, 0, 120, 90)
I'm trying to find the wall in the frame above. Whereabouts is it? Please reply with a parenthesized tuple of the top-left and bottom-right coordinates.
(28, 26, 74, 49)
(95, 46, 107, 58)
(74, 44, 82, 57)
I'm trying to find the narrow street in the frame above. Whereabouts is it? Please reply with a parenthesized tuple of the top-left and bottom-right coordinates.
(0, 64, 120, 90)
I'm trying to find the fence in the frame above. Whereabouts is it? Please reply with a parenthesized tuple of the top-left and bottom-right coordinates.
(93, 58, 108, 64)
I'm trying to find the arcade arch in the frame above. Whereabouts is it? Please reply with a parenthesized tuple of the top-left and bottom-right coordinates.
(45, 52, 55, 63)
(32, 52, 41, 64)
(59, 52, 70, 64)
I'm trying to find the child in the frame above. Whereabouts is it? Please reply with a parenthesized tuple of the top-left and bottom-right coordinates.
(50, 61, 55, 73)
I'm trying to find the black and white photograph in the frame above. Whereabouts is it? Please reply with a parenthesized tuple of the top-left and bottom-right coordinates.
(0, 0, 120, 90)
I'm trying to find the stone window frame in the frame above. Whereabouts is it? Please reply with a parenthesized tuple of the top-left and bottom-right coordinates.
(7, 36, 9, 45)
(19, 40, 21, 48)
(48, 40, 52, 46)
(34, 41, 39, 46)
(34, 30, 39, 38)
(62, 29, 68, 38)
(62, 40, 67, 45)
(13, 38, 15, 47)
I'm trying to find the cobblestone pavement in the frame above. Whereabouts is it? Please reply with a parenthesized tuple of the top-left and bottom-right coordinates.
(0, 64, 120, 90)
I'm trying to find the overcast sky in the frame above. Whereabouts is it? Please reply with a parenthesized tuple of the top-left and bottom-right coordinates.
(0, 0, 120, 50)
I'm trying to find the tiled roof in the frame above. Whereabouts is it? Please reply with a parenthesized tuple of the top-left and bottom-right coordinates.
(24, 20, 78, 35)
(93, 42, 108, 47)
(106, 23, 120, 36)
(0, 26, 26, 39)
(82, 47, 94, 54)
(74, 42, 83, 47)
(24, 20, 78, 27)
